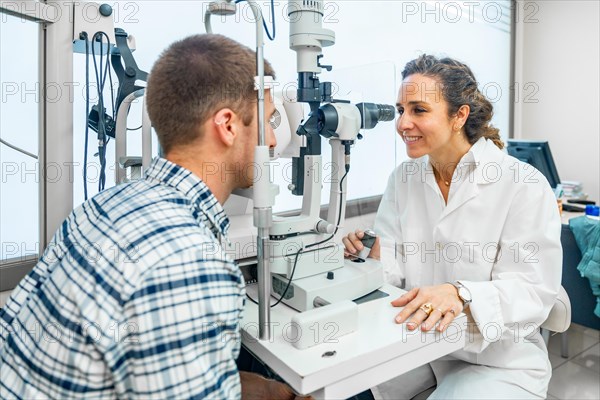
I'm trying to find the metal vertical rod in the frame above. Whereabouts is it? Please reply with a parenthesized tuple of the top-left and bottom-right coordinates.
(205, 0, 272, 341)
(38, 14, 47, 256)
(248, 0, 272, 341)
(326, 140, 349, 241)
(41, 1, 74, 247)
(141, 95, 152, 171)
(257, 230, 270, 339)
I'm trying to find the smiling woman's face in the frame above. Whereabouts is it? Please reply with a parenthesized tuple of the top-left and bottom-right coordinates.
(396, 74, 459, 160)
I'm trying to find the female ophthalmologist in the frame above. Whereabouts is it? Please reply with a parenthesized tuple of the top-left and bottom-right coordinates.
(342, 55, 562, 399)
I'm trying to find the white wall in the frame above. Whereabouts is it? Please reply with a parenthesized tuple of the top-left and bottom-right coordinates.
(515, 0, 600, 202)
(1, 1, 512, 260)
(68, 0, 512, 212)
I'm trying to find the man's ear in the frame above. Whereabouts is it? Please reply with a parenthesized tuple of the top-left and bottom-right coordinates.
(212, 108, 237, 147)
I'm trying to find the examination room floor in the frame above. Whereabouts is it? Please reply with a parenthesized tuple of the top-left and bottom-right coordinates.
(0, 294, 598, 399)
(545, 323, 600, 399)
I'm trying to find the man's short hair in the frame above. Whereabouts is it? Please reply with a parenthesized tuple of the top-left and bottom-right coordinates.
(146, 34, 276, 154)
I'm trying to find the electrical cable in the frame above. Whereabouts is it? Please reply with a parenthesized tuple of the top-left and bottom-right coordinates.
(0, 138, 38, 160)
(267, 164, 349, 307)
(91, 31, 113, 193)
(108, 57, 116, 120)
(96, 33, 107, 191)
(83, 32, 91, 200)
(246, 156, 351, 308)
(106, 49, 116, 147)
(235, 0, 276, 40)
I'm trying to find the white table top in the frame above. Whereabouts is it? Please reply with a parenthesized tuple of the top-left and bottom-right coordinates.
(241, 284, 467, 399)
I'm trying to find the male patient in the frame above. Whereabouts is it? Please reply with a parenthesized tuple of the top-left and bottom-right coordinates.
(1, 34, 301, 399)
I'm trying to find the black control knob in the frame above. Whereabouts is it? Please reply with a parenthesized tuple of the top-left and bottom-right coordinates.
(99, 4, 113, 17)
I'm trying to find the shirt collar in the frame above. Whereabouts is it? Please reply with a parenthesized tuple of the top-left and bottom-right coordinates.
(421, 136, 495, 188)
(458, 137, 506, 185)
(459, 136, 487, 166)
(144, 157, 230, 239)
(422, 137, 487, 171)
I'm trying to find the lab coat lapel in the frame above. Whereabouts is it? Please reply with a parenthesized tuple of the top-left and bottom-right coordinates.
(439, 171, 480, 222)
(437, 138, 504, 223)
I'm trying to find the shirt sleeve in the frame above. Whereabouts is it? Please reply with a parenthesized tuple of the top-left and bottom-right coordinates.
(100, 244, 245, 399)
(374, 168, 406, 288)
(460, 176, 562, 353)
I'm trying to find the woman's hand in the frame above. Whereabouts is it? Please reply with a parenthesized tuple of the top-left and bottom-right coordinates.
(391, 284, 464, 332)
(342, 229, 381, 260)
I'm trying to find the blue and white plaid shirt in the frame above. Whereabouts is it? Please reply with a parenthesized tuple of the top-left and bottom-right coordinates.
(1, 157, 245, 399)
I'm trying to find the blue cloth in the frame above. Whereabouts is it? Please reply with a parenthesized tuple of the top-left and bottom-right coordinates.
(0, 157, 245, 399)
(569, 216, 600, 318)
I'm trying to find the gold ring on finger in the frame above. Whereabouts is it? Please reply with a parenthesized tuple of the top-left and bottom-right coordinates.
(419, 303, 433, 316)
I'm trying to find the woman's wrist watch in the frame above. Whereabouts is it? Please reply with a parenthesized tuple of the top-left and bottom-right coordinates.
(450, 281, 472, 306)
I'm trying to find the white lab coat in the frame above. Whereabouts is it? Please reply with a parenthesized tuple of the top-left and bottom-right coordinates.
(374, 137, 562, 398)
